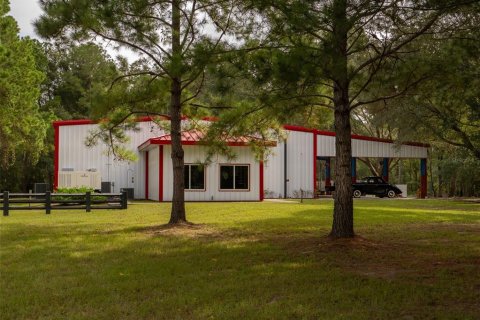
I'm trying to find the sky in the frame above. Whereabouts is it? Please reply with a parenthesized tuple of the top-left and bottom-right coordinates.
(9, 0, 41, 39)
(9, 0, 138, 61)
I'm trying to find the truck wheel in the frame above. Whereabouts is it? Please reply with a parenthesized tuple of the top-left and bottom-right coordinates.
(353, 190, 362, 198)
(387, 190, 396, 198)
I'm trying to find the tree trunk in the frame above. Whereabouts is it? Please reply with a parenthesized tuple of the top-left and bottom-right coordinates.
(331, 96, 354, 238)
(329, 0, 354, 238)
(169, 0, 187, 224)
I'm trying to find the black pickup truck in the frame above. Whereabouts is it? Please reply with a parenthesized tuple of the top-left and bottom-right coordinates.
(326, 176, 402, 198)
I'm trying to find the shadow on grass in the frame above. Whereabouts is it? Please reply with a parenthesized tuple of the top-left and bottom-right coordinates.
(1, 213, 480, 320)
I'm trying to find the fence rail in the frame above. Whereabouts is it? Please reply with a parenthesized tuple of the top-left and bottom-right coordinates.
(1, 191, 128, 216)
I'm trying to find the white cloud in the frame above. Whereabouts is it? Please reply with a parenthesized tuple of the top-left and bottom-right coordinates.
(8, 0, 139, 63)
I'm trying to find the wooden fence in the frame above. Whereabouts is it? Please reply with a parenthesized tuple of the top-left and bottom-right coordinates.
(1, 191, 128, 216)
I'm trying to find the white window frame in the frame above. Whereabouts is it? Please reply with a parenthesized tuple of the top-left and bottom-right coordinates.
(218, 164, 250, 191)
(184, 164, 206, 191)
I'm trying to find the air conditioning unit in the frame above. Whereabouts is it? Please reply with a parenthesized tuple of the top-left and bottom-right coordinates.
(58, 171, 102, 190)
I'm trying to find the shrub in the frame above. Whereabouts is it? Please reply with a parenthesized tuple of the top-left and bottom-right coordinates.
(56, 187, 107, 201)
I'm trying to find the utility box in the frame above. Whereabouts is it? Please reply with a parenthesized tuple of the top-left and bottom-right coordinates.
(34, 183, 49, 194)
(34, 183, 49, 199)
(120, 188, 134, 200)
(101, 182, 112, 193)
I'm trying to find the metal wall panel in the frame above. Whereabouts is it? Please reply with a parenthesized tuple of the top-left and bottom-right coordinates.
(148, 148, 159, 201)
(58, 121, 163, 199)
(350, 139, 427, 158)
(162, 145, 260, 201)
(263, 141, 285, 198)
(286, 131, 314, 198)
(316, 135, 336, 157)
(315, 134, 427, 158)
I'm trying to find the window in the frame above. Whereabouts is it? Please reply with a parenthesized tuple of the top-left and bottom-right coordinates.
(220, 165, 249, 190)
(184, 164, 205, 190)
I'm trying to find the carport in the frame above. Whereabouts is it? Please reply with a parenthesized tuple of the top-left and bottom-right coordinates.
(313, 131, 429, 198)
(247, 125, 430, 199)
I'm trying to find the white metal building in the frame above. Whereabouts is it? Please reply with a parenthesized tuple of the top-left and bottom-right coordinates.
(53, 118, 429, 201)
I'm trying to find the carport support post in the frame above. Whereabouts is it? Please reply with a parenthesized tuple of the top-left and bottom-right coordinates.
(382, 158, 389, 182)
(420, 158, 427, 199)
(351, 158, 357, 183)
(325, 158, 331, 194)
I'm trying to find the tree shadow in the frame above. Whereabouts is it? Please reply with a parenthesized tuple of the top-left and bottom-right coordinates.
(1, 206, 479, 319)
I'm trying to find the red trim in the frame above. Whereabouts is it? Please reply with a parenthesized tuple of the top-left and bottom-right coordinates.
(313, 133, 317, 197)
(155, 140, 255, 146)
(282, 125, 316, 134)
(138, 139, 276, 150)
(145, 151, 149, 200)
(159, 146, 163, 202)
(421, 175, 427, 199)
(53, 124, 59, 190)
(52, 115, 220, 128)
(53, 119, 95, 127)
(314, 130, 336, 137)
(283, 124, 430, 148)
(52, 117, 168, 128)
(137, 139, 152, 151)
(201, 116, 219, 121)
(259, 161, 264, 201)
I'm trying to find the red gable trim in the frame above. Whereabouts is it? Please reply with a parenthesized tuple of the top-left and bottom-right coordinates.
(138, 139, 263, 150)
(52, 116, 170, 128)
(283, 125, 430, 148)
(52, 115, 223, 128)
(53, 119, 95, 127)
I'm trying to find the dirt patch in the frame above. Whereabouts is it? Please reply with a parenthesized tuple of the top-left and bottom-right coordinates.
(138, 224, 263, 244)
(138, 223, 219, 238)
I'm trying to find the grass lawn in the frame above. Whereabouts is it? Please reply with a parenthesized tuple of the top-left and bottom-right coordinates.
(1, 199, 479, 319)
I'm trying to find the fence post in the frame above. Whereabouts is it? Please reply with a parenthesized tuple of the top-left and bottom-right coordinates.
(86, 191, 91, 213)
(45, 191, 51, 215)
(122, 191, 128, 209)
(3, 191, 8, 216)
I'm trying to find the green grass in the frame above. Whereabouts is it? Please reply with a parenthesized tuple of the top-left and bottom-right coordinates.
(1, 199, 479, 319)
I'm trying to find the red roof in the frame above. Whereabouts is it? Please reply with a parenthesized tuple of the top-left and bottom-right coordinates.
(138, 129, 276, 150)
